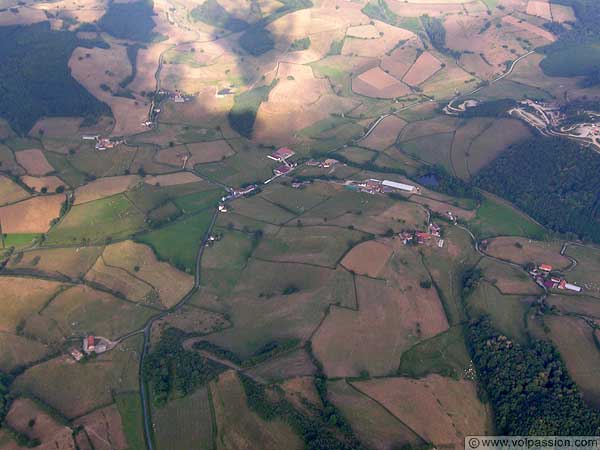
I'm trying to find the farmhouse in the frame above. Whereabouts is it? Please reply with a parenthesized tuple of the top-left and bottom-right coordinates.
(274, 164, 292, 176)
(268, 147, 295, 162)
(69, 348, 83, 362)
(539, 264, 553, 272)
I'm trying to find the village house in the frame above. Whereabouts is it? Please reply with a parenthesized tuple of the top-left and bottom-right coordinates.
(69, 348, 83, 362)
(274, 164, 293, 176)
(268, 147, 295, 163)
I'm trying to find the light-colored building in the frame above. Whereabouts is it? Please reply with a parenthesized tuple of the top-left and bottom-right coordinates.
(382, 180, 416, 192)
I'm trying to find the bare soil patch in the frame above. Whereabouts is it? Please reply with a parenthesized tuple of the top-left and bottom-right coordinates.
(29, 117, 83, 138)
(502, 15, 556, 42)
(20, 176, 66, 193)
(143, 172, 203, 186)
(484, 237, 570, 269)
(0, 176, 29, 205)
(5, 398, 75, 450)
(74, 175, 141, 205)
(74, 405, 128, 450)
(346, 24, 380, 39)
(341, 240, 393, 278)
(402, 51, 443, 86)
(7, 246, 103, 280)
(354, 375, 493, 449)
(353, 67, 411, 99)
(550, 3, 575, 22)
(157, 140, 234, 167)
(526, 0, 552, 20)
(101, 240, 194, 308)
(361, 115, 407, 150)
(15, 149, 54, 176)
(0, 194, 65, 233)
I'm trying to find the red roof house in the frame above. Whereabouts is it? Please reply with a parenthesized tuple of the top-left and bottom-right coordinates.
(268, 147, 295, 162)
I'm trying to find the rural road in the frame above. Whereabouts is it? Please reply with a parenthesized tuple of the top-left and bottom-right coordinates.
(134, 208, 219, 450)
(445, 50, 535, 112)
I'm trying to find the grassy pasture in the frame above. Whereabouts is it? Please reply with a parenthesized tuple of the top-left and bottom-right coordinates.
(136, 209, 215, 273)
(0, 277, 64, 333)
(484, 237, 569, 269)
(313, 244, 449, 378)
(398, 325, 471, 379)
(46, 194, 146, 245)
(0, 175, 29, 206)
(210, 371, 303, 450)
(44, 151, 88, 187)
(328, 380, 424, 450)
(260, 183, 328, 216)
(35, 285, 155, 342)
(173, 188, 224, 215)
(115, 392, 146, 450)
(152, 387, 213, 450)
(468, 195, 547, 240)
(478, 257, 541, 295)
(335, 146, 378, 164)
(0, 332, 50, 373)
(2, 233, 42, 249)
(533, 316, 600, 407)
(465, 281, 530, 344)
(546, 294, 600, 319)
(13, 336, 142, 418)
(399, 132, 454, 172)
(199, 262, 350, 358)
(245, 348, 317, 383)
(420, 226, 479, 325)
(253, 225, 365, 267)
(126, 181, 215, 213)
(228, 195, 297, 225)
(68, 147, 137, 178)
(353, 376, 494, 449)
(564, 245, 600, 294)
(194, 148, 273, 187)
(7, 246, 103, 279)
(101, 240, 194, 308)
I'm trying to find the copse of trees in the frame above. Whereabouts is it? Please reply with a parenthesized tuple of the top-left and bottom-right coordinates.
(468, 317, 600, 435)
(143, 327, 224, 406)
(475, 136, 600, 244)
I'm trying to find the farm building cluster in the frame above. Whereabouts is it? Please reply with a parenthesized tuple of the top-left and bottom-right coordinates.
(529, 264, 582, 292)
(267, 147, 297, 177)
(399, 223, 444, 248)
(82, 135, 123, 151)
(68, 335, 113, 361)
(305, 158, 340, 169)
(346, 178, 418, 195)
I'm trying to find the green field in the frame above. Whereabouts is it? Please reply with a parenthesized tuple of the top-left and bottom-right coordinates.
(173, 188, 224, 215)
(152, 387, 214, 450)
(468, 195, 547, 240)
(115, 392, 146, 450)
(398, 326, 471, 379)
(137, 209, 215, 273)
(466, 281, 530, 344)
(2, 233, 41, 249)
(46, 194, 146, 245)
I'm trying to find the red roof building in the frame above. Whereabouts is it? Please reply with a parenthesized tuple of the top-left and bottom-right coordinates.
(87, 336, 95, 350)
(539, 264, 553, 272)
(274, 164, 292, 175)
(268, 147, 295, 162)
